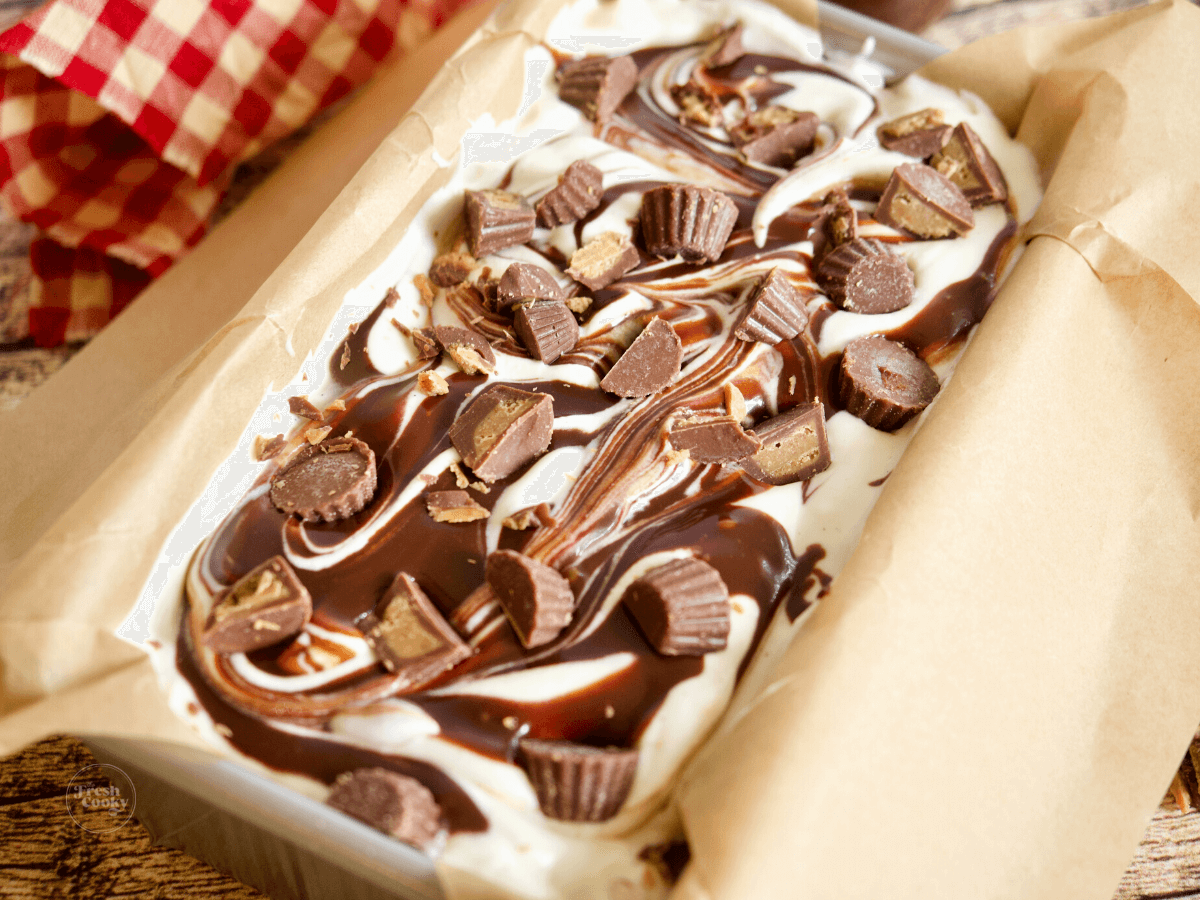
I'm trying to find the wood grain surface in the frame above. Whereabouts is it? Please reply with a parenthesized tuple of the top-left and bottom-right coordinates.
(3, 0, 1200, 898)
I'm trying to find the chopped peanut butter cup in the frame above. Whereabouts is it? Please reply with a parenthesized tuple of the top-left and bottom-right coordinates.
(269, 436, 376, 523)
(876, 108, 951, 159)
(426, 490, 489, 523)
(497, 263, 564, 309)
(327, 768, 443, 850)
(429, 251, 475, 287)
(839, 335, 939, 431)
(670, 82, 723, 128)
(930, 121, 1008, 206)
(668, 412, 761, 463)
(876, 162, 974, 238)
(623, 558, 730, 656)
(203, 556, 312, 654)
(361, 572, 472, 688)
(815, 238, 914, 314)
(734, 268, 808, 343)
(536, 160, 604, 228)
(558, 55, 638, 123)
(809, 189, 858, 265)
(288, 395, 324, 421)
(639, 184, 738, 264)
(486, 550, 575, 648)
(449, 385, 554, 483)
(464, 189, 535, 257)
(700, 22, 744, 68)
(567, 231, 640, 290)
(435, 325, 496, 376)
(515, 301, 579, 363)
(731, 105, 819, 168)
(519, 739, 638, 822)
(600, 317, 682, 398)
(741, 402, 830, 485)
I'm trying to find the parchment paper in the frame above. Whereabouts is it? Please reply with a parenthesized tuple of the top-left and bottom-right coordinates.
(2, 1, 1199, 899)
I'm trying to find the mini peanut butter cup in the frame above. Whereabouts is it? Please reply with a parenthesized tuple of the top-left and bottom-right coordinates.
(411, 327, 440, 359)
(734, 268, 808, 343)
(815, 238, 914, 314)
(497, 262, 564, 309)
(519, 738, 638, 822)
(429, 251, 475, 287)
(731, 105, 819, 168)
(741, 402, 830, 486)
(639, 184, 738, 264)
(426, 490, 489, 523)
(558, 55, 638, 123)
(449, 385, 554, 483)
(876, 108, 951, 159)
(203, 556, 312, 654)
(700, 22, 744, 69)
(464, 189, 535, 257)
(600, 317, 682, 398)
(288, 395, 324, 421)
(485, 549, 574, 649)
(623, 558, 730, 656)
(360, 572, 472, 688)
(930, 121, 1008, 206)
(668, 412, 761, 463)
(435, 325, 496, 375)
(269, 436, 377, 523)
(670, 82, 723, 128)
(536, 160, 604, 228)
(809, 190, 857, 266)
(839, 335, 939, 431)
(515, 301, 579, 363)
(327, 768, 443, 850)
(875, 162, 974, 238)
(567, 231, 640, 290)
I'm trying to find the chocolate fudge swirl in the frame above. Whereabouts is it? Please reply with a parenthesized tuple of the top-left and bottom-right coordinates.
(178, 24, 1030, 851)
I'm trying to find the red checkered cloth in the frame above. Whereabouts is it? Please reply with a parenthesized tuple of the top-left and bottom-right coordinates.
(0, 0, 479, 346)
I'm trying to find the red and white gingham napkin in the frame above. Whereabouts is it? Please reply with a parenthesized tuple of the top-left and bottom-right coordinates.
(0, 0, 479, 346)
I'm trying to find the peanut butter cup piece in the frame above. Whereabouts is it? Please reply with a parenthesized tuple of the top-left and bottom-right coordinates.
(734, 268, 808, 343)
(930, 122, 1008, 206)
(623, 558, 730, 656)
(426, 490, 489, 523)
(668, 413, 761, 463)
(839, 335, 939, 431)
(701, 22, 744, 68)
(497, 262, 564, 309)
(810, 189, 858, 265)
(876, 108, 951, 159)
(816, 238, 914, 314)
(519, 739, 638, 822)
(270, 436, 377, 523)
(558, 55, 638, 123)
(670, 82, 723, 128)
(449, 385, 554, 483)
(327, 768, 443, 850)
(435, 325, 496, 375)
(486, 550, 574, 648)
(429, 251, 475, 288)
(600, 317, 682, 398)
(876, 162, 974, 238)
(254, 434, 285, 461)
(515, 301, 579, 363)
(567, 231, 640, 290)
(464, 190, 536, 257)
(640, 184, 738, 264)
(412, 327, 440, 360)
(288, 395, 324, 421)
(731, 106, 819, 168)
(361, 572, 472, 687)
(203, 556, 312, 654)
(537, 160, 604, 228)
(741, 402, 830, 485)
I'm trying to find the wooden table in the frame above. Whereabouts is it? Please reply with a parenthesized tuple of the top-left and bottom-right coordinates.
(4, 0, 1200, 897)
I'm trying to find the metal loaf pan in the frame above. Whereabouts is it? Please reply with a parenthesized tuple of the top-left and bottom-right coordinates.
(85, 6, 943, 899)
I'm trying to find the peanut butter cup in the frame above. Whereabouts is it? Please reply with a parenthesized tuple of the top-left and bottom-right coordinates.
(536, 160, 604, 227)
(809, 189, 857, 266)
(449, 384, 554, 483)
(519, 739, 638, 822)
(741, 402, 830, 486)
(567, 231, 640, 290)
(731, 105, 819, 168)
(485, 550, 575, 649)
(327, 768, 443, 850)
(639, 184, 738, 264)
(623, 558, 731, 656)
(435, 325, 496, 375)
(464, 189, 536, 256)
(815, 238, 915, 314)
(668, 413, 762, 463)
(429, 251, 475, 287)
(734, 268, 808, 343)
(600, 317, 682, 398)
(876, 108, 951, 159)
(497, 263, 564, 309)
(558, 55, 638, 123)
(875, 162, 974, 238)
(515, 301, 579, 363)
(700, 22, 744, 68)
(930, 121, 1008, 206)
(839, 335, 939, 431)
(203, 556, 312, 654)
(269, 436, 377, 523)
(670, 82, 723, 128)
(361, 572, 472, 687)
(426, 490, 489, 523)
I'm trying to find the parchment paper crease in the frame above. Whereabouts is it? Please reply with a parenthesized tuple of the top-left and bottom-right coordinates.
(2, 2, 1199, 899)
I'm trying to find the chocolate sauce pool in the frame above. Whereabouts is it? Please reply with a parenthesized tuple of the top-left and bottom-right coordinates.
(178, 35, 1022, 837)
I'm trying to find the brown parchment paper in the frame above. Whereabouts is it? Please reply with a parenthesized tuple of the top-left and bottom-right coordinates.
(2, 1, 1200, 899)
